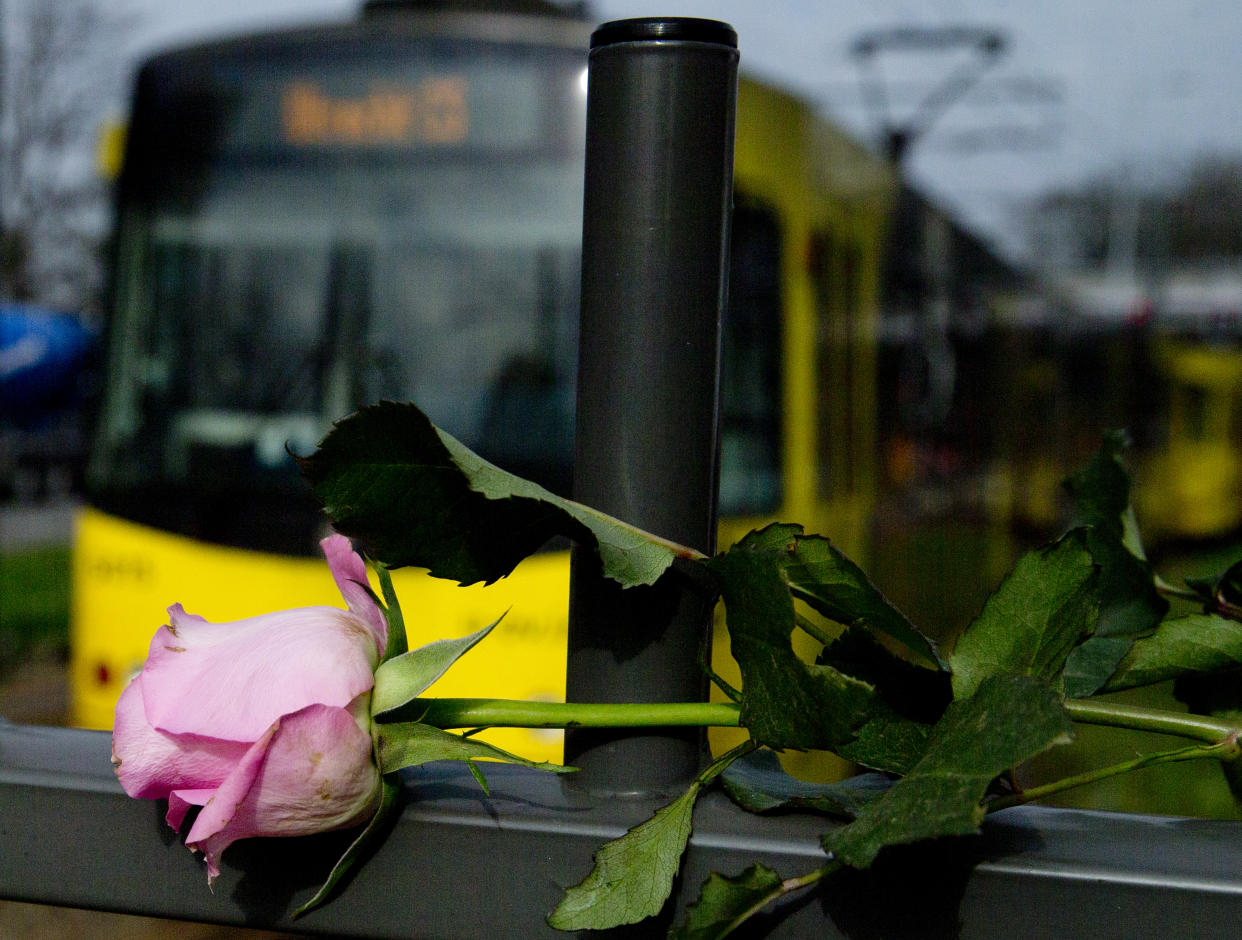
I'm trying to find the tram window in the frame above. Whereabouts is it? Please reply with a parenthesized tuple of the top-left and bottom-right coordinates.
(720, 200, 783, 516)
(151, 241, 336, 415)
(810, 230, 861, 499)
(1184, 385, 1209, 442)
(366, 239, 579, 495)
(88, 43, 589, 543)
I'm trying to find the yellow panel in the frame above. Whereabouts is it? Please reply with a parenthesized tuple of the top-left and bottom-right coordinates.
(70, 506, 568, 762)
(95, 120, 126, 180)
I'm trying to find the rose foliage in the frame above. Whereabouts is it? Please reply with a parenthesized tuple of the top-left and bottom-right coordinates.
(116, 404, 1242, 938)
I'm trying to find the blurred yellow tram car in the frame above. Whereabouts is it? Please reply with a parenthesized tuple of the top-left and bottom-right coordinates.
(71, 1, 896, 762)
(1138, 340, 1242, 540)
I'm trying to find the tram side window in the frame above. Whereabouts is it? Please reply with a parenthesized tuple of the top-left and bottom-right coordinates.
(1182, 384, 1209, 442)
(720, 200, 783, 516)
(810, 230, 861, 500)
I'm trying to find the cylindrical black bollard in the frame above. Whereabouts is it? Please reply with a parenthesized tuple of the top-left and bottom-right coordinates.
(565, 17, 738, 796)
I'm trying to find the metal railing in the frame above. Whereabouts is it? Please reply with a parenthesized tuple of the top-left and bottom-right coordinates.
(5, 720, 1242, 937)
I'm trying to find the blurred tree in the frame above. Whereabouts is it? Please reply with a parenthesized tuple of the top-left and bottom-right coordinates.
(1026, 154, 1242, 272)
(1166, 158, 1242, 264)
(0, 0, 131, 310)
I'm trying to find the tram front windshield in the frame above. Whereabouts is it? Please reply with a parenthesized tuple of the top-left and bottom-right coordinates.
(90, 38, 586, 551)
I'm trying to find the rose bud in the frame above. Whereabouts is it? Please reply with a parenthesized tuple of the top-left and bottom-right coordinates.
(111, 535, 388, 884)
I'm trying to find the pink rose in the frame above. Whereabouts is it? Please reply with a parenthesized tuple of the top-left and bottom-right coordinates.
(111, 535, 388, 884)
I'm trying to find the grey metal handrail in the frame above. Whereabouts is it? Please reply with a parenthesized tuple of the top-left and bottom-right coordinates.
(4, 720, 1242, 938)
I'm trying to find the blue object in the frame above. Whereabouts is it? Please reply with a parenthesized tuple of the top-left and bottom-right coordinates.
(0, 303, 97, 427)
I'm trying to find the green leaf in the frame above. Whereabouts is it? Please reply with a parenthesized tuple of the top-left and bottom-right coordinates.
(819, 629, 951, 724)
(375, 721, 572, 776)
(817, 630, 949, 774)
(721, 748, 891, 818)
(670, 864, 785, 940)
(1063, 429, 1145, 557)
(548, 745, 747, 931)
(709, 544, 874, 750)
(1155, 610, 1242, 801)
(779, 531, 946, 669)
(1060, 635, 1136, 698)
(723, 523, 944, 669)
(950, 530, 1099, 701)
(731, 521, 803, 552)
(371, 615, 502, 716)
(299, 401, 697, 587)
(832, 709, 934, 776)
(1058, 528, 1167, 697)
(1056, 434, 1167, 696)
(1083, 527, 1166, 642)
(548, 783, 698, 930)
(822, 675, 1074, 869)
(1104, 614, 1242, 691)
(292, 772, 403, 919)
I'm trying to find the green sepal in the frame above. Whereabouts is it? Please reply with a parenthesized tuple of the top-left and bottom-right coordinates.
(671, 863, 787, 940)
(376, 564, 407, 663)
(291, 771, 403, 919)
(548, 742, 752, 931)
(372, 614, 503, 717)
(375, 720, 573, 776)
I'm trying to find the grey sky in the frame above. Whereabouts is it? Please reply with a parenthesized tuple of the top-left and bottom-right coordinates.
(123, 1, 1242, 262)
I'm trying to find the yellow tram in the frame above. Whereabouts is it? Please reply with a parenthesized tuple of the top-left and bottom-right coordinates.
(71, 2, 896, 762)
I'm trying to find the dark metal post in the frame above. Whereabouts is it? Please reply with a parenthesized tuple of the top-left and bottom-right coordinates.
(565, 18, 738, 795)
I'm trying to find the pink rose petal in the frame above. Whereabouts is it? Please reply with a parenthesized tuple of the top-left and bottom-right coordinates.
(166, 788, 216, 830)
(112, 677, 250, 800)
(322, 534, 387, 654)
(185, 703, 380, 884)
(141, 603, 379, 742)
(112, 536, 387, 882)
